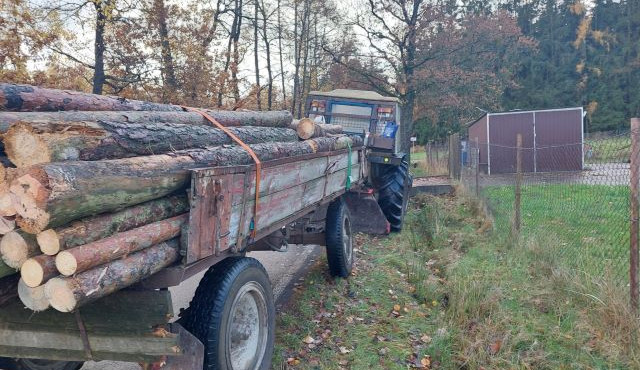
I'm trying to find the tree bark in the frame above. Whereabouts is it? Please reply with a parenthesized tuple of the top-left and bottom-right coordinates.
(0, 110, 294, 133)
(92, 1, 109, 95)
(45, 239, 179, 312)
(21, 254, 57, 288)
(9, 136, 358, 233)
(277, 0, 286, 106)
(0, 230, 39, 269)
(152, 0, 178, 100)
(0, 274, 19, 307)
(37, 195, 188, 256)
(294, 118, 343, 139)
(4, 121, 297, 166)
(18, 277, 49, 311)
(254, 0, 261, 110)
(56, 214, 187, 276)
(0, 257, 16, 279)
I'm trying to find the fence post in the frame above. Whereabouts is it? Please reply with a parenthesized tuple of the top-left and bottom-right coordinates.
(475, 137, 480, 197)
(513, 134, 522, 237)
(630, 118, 639, 311)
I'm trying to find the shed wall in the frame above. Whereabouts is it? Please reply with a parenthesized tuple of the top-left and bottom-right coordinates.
(535, 109, 583, 171)
(468, 115, 488, 173)
(488, 113, 535, 174)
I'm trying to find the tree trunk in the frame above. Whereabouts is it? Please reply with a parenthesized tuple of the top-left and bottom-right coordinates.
(294, 118, 343, 139)
(18, 277, 49, 311)
(0, 274, 19, 307)
(0, 110, 294, 133)
(153, 0, 178, 101)
(45, 239, 179, 312)
(0, 83, 181, 112)
(0, 230, 39, 269)
(9, 137, 346, 233)
(37, 195, 188, 256)
(4, 121, 297, 166)
(277, 0, 286, 106)
(0, 258, 16, 279)
(21, 254, 57, 287)
(56, 214, 187, 276)
(254, 0, 261, 110)
(92, 1, 109, 95)
(261, 0, 273, 110)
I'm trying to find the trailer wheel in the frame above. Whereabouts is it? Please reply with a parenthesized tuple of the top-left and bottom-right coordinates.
(181, 257, 275, 370)
(376, 156, 412, 232)
(0, 358, 83, 370)
(325, 198, 353, 277)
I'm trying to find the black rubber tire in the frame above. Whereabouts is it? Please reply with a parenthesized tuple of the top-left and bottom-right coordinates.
(325, 198, 353, 278)
(376, 157, 412, 232)
(0, 358, 83, 370)
(180, 257, 275, 370)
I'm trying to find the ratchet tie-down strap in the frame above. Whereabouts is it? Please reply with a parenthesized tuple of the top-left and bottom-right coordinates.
(182, 106, 261, 238)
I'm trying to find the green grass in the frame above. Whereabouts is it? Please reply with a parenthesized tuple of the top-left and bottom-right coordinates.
(586, 135, 630, 163)
(410, 148, 449, 177)
(484, 184, 629, 281)
(273, 192, 640, 369)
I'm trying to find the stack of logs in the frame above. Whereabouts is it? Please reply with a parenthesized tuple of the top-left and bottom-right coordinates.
(0, 83, 352, 313)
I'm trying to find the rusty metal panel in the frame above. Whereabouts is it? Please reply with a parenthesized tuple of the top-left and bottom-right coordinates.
(535, 109, 583, 172)
(468, 115, 488, 173)
(488, 112, 535, 174)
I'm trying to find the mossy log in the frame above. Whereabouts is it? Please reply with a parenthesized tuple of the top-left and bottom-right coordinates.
(4, 121, 298, 166)
(37, 195, 188, 256)
(9, 136, 358, 233)
(56, 214, 187, 276)
(0, 110, 294, 133)
(45, 239, 179, 312)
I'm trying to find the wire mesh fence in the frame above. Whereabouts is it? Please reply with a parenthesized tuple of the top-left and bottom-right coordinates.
(460, 128, 638, 307)
(410, 142, 450, 177)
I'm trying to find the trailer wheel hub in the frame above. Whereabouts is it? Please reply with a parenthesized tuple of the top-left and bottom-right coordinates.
(228, 281, 269, 370)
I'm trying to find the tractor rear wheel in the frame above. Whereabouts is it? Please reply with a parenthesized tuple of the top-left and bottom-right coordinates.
(376, 157, 412, 232)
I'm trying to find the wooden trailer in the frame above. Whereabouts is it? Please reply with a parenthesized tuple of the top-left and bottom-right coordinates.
(0, 145, 390, 370)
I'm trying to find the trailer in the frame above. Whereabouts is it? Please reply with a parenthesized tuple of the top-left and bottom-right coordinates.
(0, 144, 391, 370)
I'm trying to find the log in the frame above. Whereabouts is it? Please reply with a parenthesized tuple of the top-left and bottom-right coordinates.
(56, 214, 187, 276)
(0, 257, 16, 279)
(45, 239, 179, 312)
(10, 136, 360, 233)
(0, 83, 182, 112)
(295, 118, 343, 140)
(0, 110, 294, 133)
(37, 195, 189, 256)
(0, 230, 39, 269)
(0, 273, 19, 307)
(21, 254, 57, 287)
(0, 216, 15, 234)
(17, 278, 49, 311)
(4, 121, 297, 166)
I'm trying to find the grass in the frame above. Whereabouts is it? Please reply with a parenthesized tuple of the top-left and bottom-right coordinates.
(483, 184, 630, 281)
(585, 134, 630, 163)
(410, 147, 449, 177)
(273, 191, 640, 369)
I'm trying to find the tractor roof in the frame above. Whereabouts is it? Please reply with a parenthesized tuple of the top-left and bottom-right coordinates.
(308, 89, 399, 103)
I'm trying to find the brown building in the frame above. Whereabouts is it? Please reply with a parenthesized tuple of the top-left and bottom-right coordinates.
(467, 107, 584, 174)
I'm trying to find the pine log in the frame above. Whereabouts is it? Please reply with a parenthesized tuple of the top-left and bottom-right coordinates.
(295, 118, 343, 140)
(21, 254, 57, 287)
(0, 256, 16, 279)
(18, 278, 49, 311)
(37, 195, 188, 256)
(0, 110, 294, 133)
(0, 216, 15, 234)
(56, 214, 187, 276)
(0, 273, 19, 307)
(45, 239, 179, 312)
(10, 136, 361, 233)
(4, 121, 297, 166)
(0, 230, 39, 269)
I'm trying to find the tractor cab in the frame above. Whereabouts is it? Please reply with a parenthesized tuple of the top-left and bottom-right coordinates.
(305, 89, 404, 165)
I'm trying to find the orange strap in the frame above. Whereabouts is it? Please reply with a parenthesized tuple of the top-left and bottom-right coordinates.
(182, 106, 261, 238)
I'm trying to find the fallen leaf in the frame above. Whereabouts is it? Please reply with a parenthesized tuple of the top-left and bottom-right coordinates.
(488, 339, 502, 355)
(338, 360, 349, 366)
(421, 334, 432, 344)
(287, 357, 301, 365)
(378, 347, 389, 355)
(339, 346, 351, 354)
(421, 355, 431, 368)
(393, 304, 401, 311)
(302, 335, 315, 344)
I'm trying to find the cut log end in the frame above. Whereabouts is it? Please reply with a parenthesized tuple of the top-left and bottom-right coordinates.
(0, 216, 16, 235)
(55, 251, 77, 276)
(44, 277, 76, 313)
(0, 231, 35, 269)
(18, 278, 50, 311)
(37, 229, 60, 255)
(5, 123, 51, 167)
(0, 192, 17, 217)
(20, 258, 45, 288)
(296, 118, 316, 140)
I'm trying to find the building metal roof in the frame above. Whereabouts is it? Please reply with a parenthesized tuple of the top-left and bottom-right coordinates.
(308, 89, 400, 103)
